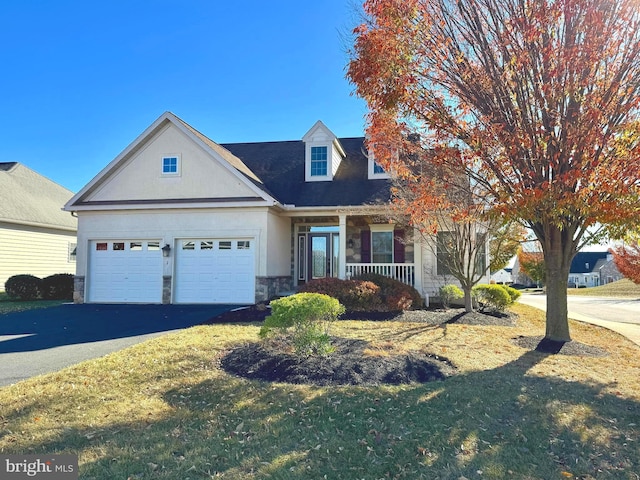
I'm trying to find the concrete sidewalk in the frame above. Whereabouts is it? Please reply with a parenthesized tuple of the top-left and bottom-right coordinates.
(518, 296, 640, 347)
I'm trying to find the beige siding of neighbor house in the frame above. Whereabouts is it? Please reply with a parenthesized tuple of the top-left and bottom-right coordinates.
(0, 222, 76, 290)
(86, 123, 258, 202)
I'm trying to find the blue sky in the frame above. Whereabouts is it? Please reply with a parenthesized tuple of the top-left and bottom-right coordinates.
(0, 1, 367, 193)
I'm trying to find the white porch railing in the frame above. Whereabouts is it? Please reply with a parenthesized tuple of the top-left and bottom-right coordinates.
(345, 263, 416, 287)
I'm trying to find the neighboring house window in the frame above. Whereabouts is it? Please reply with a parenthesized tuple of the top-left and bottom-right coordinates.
(68, 243, 77, 262)
(373, 162, 385, 174)
(437, 231, 454, 275)
(310, 146, 328, 176)
(162, 156, 180, 175)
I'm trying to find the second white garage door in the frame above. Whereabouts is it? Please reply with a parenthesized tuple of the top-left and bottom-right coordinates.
(174, 239, 255, 304)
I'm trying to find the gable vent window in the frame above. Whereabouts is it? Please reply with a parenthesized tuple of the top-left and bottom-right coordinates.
(310, 146, 328, 176)
(162, 156, 180, 175)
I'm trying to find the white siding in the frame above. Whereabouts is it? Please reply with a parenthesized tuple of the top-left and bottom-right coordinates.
(0, 222, 76, 290)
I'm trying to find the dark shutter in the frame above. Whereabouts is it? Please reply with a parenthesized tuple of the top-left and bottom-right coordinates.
(361, 229, 371, 263)
(394, 229, 405, 263)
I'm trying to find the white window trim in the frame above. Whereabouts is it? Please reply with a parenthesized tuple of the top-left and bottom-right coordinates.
(369, 224, 395, 263)
(305, 143, 333, 182)
(368, 153, 390, 179)
(161, 154, 181, 176)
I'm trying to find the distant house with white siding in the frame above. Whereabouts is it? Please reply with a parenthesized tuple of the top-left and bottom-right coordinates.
(0, 162, 77, 290)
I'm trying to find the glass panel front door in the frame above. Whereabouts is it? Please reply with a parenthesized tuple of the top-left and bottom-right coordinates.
(311, 235, 329, 279)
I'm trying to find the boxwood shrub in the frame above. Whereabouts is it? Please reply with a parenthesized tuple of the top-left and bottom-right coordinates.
(259, 293, 345, 356)
(5, 274, 42, 301)
(41, 273, 74, 300)
(472, 284, 512, 312)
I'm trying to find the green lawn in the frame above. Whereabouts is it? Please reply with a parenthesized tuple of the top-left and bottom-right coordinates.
(1, 304, 638, 479)
(567, 278, 640, 298)
(0, 292, 66, 315)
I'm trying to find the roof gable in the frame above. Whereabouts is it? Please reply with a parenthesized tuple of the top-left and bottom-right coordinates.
(0, 162, 76, 230)
(66, 112, 278, 210)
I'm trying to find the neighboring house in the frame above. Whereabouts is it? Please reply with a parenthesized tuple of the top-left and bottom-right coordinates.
(490, 267, 512, 285)
(0, 162, 77, 290)
(568, 251, 623, 288)
(64, 112, 489, 305)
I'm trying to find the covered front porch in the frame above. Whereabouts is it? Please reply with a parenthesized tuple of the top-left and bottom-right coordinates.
(292, 213, 423, 295)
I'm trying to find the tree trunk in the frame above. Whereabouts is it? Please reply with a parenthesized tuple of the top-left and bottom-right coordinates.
(463, 286, 473, 312)
(545, 258, 571, 341)
(540, 226, 575, 343)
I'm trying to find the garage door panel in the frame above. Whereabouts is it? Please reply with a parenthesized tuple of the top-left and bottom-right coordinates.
(175, 238, 255, 304)
(88, 240, 162, 303)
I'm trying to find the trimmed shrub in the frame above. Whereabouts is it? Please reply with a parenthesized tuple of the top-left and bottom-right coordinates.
(439, 284, 464, 309)
(298, 277, 382, 311)
(5, 275, 42, 301)
(499, 284, 521, 304)
(354, 273, 424, 311)
(41, 273, 74, 300)
(259, 293, 345, 356)
(472, 284, 512, 312)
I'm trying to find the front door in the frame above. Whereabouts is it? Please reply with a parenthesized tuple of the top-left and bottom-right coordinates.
(309, 233, 331, 280)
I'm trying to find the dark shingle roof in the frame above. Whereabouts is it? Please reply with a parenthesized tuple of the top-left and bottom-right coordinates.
(221, 137, 392, 207)
(570, 252, 610, 274)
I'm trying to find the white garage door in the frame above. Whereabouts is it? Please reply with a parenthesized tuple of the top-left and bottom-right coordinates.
(174, 239, 255, 304)
(88, 240, 163, 303)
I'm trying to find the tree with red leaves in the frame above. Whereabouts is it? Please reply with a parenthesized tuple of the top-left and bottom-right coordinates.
(348, 0, 640, 342)
(612, 239, 640, 285)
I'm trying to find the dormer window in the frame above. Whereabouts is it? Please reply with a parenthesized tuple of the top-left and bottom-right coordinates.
(162, 155, 180, 176)
(368, 151, 390, 179)
(310, 146, 328, 176)
(303, 120, 345, 182)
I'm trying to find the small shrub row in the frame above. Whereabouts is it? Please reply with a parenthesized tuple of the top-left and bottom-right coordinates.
(472, 283, 521, 312)
(259, 293, 345, 356)
(299, 274, 423, 312)
(4, 273, 74, 301)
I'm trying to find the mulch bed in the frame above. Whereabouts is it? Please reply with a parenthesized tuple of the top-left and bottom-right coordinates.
(206, 304, 517, 327)
(221, 338, 457, 386)
(209, 304, 607, 386)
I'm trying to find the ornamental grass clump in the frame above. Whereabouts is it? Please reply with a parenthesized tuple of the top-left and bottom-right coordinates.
(259, 293, 345, 356)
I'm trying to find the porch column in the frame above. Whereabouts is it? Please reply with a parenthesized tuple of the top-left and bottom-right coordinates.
(413, 227, 424, 295)
(339, 214, 347, 279)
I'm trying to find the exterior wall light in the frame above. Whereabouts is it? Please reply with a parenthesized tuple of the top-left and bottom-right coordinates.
(162, 244, 172, 257)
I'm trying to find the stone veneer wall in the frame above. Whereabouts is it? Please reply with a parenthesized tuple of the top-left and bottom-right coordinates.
(73, 276, 85, 304)
(162, 276, 172, 304)
(255, 276, 293, 302)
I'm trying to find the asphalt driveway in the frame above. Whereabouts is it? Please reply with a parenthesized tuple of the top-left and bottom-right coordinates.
(0, 303, 239, 387)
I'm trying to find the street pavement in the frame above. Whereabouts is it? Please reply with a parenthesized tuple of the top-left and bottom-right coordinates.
(518, 293, 640, 346)
(0, 303, 238, 387)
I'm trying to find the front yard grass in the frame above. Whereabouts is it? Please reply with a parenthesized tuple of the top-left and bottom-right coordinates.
(1, 304, 639, 479)
(567, 278, 640, 298)
(0, 292, 65, 315)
